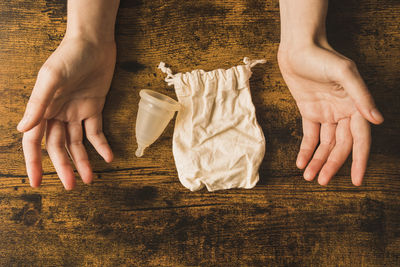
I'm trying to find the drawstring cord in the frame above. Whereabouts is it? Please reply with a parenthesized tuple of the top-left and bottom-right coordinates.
(243, 57, 266, 68)
(158, 62, 175, 86)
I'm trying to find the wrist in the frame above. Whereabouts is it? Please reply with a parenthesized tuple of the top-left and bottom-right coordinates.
(65, 0, 119, 44)
(279, 0, 328, 50)
(65, 25, 115, 44)
(60, 35, 116, 51)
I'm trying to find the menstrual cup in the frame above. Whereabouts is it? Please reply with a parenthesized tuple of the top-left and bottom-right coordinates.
(135, 89, 180, 157)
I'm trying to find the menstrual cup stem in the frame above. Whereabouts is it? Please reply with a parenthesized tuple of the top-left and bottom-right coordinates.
(135, 145, 145, 157)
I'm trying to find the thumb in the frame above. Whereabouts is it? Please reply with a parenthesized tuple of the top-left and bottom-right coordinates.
(338, 59, 384, 125)
(17, 66, 61, 132)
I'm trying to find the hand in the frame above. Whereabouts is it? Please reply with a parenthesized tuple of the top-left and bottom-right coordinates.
(17, 37, 116, 189)
(278, 0, 384, 186)
(278, 44, 383, 186)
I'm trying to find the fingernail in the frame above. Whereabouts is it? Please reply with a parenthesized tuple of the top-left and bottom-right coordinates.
(63, 182, 75, 191)
(303, 171, 312, 181)
(371, 108, 384, 123)
(296, 159, 306, 169)
(30, 179, 41, 188)
(17, 116, 29, 131)
(318, 176, 329, 186)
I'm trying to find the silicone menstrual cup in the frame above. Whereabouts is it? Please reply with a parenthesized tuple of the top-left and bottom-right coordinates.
(135, 89, 180, 157)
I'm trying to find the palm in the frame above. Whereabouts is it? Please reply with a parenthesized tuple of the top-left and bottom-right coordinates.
(278, 45, 378, 186)
(294, 82, 357, 122)
(20, 38, 116, 189)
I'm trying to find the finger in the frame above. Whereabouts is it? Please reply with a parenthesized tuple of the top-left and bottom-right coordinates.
(337, 59, 384, 125)
(22, 120, 46, 188)
(350, 113, 371, 186)
(66, 121, 93, 184)
(303, 123, 336, 181)
(84, 115, 113, 163)
(318, 118, 352, 185)
(17, 66, 62, 132)
(297, 119, 320, 169)
(46, 119, 76, 190)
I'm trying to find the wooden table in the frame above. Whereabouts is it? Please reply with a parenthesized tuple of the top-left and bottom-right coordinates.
(1, 0, 399, 266)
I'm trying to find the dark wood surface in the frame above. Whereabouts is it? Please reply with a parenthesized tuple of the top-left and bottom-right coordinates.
(1, 0, 399, 266)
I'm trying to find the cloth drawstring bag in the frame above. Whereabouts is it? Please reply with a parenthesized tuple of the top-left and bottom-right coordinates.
(158, 57, 266, 191)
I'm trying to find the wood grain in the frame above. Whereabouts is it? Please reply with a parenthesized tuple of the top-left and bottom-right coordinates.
(0, 0, 399, 266)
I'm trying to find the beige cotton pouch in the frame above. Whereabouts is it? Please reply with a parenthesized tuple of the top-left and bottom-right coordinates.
(158, 58, 266, 192)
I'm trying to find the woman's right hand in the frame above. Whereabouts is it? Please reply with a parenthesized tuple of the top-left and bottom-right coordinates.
(17, 36, 116, 190)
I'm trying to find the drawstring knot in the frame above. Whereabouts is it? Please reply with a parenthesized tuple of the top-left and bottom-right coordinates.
(243, 57, 266, 68)
(158, 62, 175, 86)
